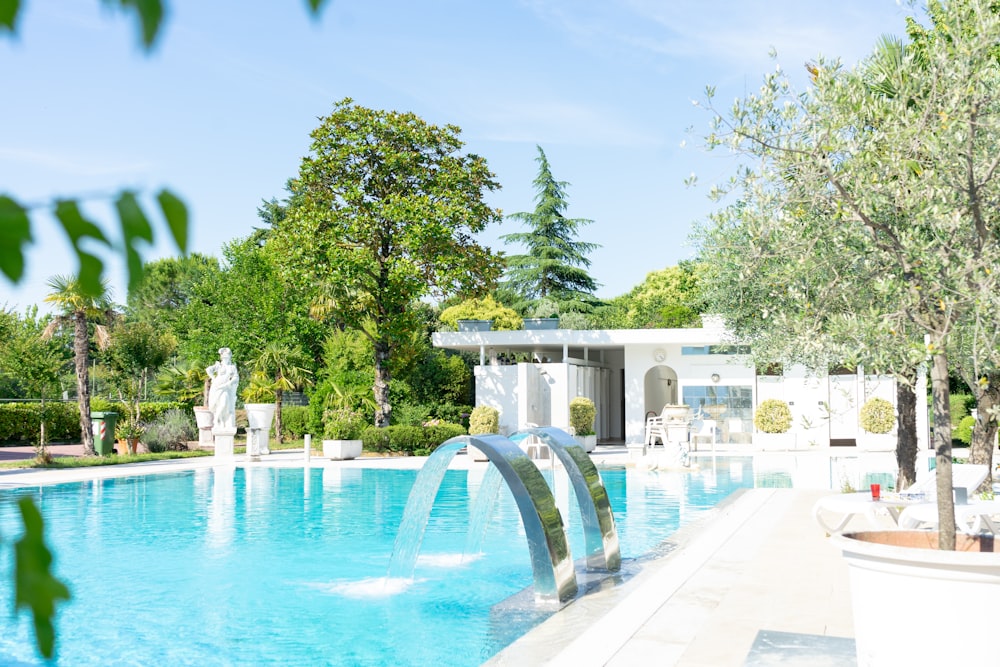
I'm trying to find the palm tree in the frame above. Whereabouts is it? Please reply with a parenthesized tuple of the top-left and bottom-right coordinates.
(42, 276, 114, 456)
(248, 342, 312, 443)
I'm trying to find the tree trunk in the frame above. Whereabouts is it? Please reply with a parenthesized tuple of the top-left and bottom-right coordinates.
(74, 311, 96, 456)
(930, 348, 955, 550)
(275, 387, 284, 444)
(895, 377, 918, 490)
(373, 340, 391, 427)
(968, 375, 999, 494)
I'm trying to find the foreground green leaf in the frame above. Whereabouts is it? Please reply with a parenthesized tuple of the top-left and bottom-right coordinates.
(54, 200, 111, 297)
(0, 195, 31, 282)
(14, 497, 71, 660)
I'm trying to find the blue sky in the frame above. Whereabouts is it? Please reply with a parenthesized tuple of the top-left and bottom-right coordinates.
(2, 0, 915, 313)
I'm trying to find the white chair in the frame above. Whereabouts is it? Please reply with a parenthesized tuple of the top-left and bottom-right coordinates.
(690, 419, 717, 452)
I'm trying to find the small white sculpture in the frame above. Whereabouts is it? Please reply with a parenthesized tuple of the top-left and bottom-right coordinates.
(207, 347, 239, 430)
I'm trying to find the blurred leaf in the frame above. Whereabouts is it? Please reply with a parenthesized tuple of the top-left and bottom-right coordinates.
(115, 191, 154, 293)
(306, 0, 331, 15)
(54, 199, 111, 297)
(0, 0, 19, 32)
(156, 189, 188, 253)
(108, 0, 164, 49)
(0, 195, 32, 282)
(14, 497, 71, 660)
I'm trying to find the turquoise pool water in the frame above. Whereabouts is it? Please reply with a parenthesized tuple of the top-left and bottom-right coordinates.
(0, 459, 755, 665)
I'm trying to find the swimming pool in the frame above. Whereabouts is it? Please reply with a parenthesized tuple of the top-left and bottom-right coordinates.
(0, 459, 756, 665)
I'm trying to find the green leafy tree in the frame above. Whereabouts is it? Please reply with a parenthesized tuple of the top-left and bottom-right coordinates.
(126, 254, 218, 329)
(501, 145, 601, 315)
(438, 295, 523, 331)
(593, 263, 704, 329)
(700, 0, 1000, 548)
(41, 276, 115, 456)
(103, 319, 177, 438)
(269, 99, 504, 427)
(0, 307, 69, 459)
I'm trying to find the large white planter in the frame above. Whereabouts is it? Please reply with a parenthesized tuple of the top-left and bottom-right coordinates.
(574, 434, 597, 453)
(323, 439, 363, 460)
(832, 530, 1000, 666)
(244, 403, 276, 458)
(193, 406, 214, 447)
(856, 432, 896, 451)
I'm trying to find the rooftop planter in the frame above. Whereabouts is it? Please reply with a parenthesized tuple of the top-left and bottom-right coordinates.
(457, 319, 492, 332)
(523, 317, 559, 330)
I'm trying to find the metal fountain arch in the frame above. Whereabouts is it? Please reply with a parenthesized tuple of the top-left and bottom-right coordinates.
(388, 428, 620, 602)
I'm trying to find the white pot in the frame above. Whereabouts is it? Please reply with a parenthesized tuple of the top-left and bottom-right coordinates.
(832, 530, 1000, 666)
(244, 403, 276, 456)
(322, 439, 363, 460)
(754, 432, 796, 450)
(856, 432, 896, 451)
(193, 406, 214, 429)
(574, 434, 597, 453)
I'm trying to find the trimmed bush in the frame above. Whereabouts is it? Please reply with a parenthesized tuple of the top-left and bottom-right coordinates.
(323, 407, 365, 440)
(956, 415, 976, 445)
(569, 397, 596, 436)
(281, 406, 310, 439)
(359, 422, 466, 455)
(0, 402, 80, 443)
(468, 405, 499, 435)
(859, 397, 895, 434)
(753, 399, 792, 434)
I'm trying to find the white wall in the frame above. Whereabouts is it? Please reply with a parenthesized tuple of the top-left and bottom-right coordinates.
(474, 365, 518, 435)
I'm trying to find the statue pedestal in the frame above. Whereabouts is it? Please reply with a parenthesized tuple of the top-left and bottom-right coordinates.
(213, 426, 237, 459)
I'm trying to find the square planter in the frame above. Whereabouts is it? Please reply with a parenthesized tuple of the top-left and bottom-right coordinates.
(523, 317, 559, 330)
(323, 439, 363, 460)
(457, 319, 492, 332)
(574, 434, 597, 453)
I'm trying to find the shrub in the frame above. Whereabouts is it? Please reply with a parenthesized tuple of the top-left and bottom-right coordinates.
(468, 405, 499, 435)
(323, 407, 365, 440)
(948, 393, 975, 427)
(859, 397, 895, 434)
(569, 396, 596, 436)
(358, 422, 466, 454)
(143, 409, 197, 453)
(0, 402, 79, 443)
(956, 415, 976, 445)
(281, 406, 310, 438)
(753, 399, 792, 434)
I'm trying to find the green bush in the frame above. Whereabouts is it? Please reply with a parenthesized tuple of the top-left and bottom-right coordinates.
(948, 393, 975, 427)
(753, 399, 792, 434)
(956, 415, 976, 445)
(281, 406, 310, 438)
(859, 397, 895, 434)
(91, 399, 187, 426)
(143, 409, 197, 453)
(569, 396, 596, 436)
(323, 407, 365, 440)
(468, 405, 499, 435)
(359, 422, 466, 455)
(0, 402, 80, 443)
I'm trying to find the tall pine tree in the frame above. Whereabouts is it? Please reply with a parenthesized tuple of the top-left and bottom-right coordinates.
(501, 146, 600, 316)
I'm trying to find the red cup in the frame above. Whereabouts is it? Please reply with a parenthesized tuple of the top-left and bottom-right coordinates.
(870, 483, 881, 500)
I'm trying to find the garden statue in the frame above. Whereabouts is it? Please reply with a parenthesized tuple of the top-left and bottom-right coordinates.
(207, 347, 239, 430)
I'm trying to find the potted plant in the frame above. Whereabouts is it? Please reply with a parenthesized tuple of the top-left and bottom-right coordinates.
(753, 398, 794, 450)
(857, 396, 895, 451)
(241, 372, 277, 457)
(114, 415, 145, 455)
(467, 405, 499, 460)
(456, 319, 493, 332)
(321, 407, 364, 460)
(569, 396, 597, 452)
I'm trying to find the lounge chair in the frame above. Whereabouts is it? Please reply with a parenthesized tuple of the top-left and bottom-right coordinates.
(894, 463, 995, 533)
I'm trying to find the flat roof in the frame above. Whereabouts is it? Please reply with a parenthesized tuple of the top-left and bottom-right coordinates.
(432, 327, 730, 355)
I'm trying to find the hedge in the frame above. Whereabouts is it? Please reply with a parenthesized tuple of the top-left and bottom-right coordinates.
(359, 422, 466, 455)
(0, 400, 187, 444)
(281, 406, 310, 438)
(0, 403, 80, 443)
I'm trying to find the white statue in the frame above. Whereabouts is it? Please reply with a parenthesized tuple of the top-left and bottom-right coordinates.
(207, 347, 239, 430)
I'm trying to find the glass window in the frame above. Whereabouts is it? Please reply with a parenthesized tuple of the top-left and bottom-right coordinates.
(681, 385, 754, 445)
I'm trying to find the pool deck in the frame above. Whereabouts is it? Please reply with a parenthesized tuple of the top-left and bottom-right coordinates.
(0, 444, 889, 666)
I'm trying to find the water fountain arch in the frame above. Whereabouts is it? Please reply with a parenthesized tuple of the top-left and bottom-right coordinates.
(388, 428, 621, 603)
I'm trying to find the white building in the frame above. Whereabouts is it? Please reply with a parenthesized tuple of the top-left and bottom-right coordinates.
(432, 320, 928, 450)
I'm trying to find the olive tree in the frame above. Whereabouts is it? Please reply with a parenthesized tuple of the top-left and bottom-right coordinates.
(701, 0, 1000, 549)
